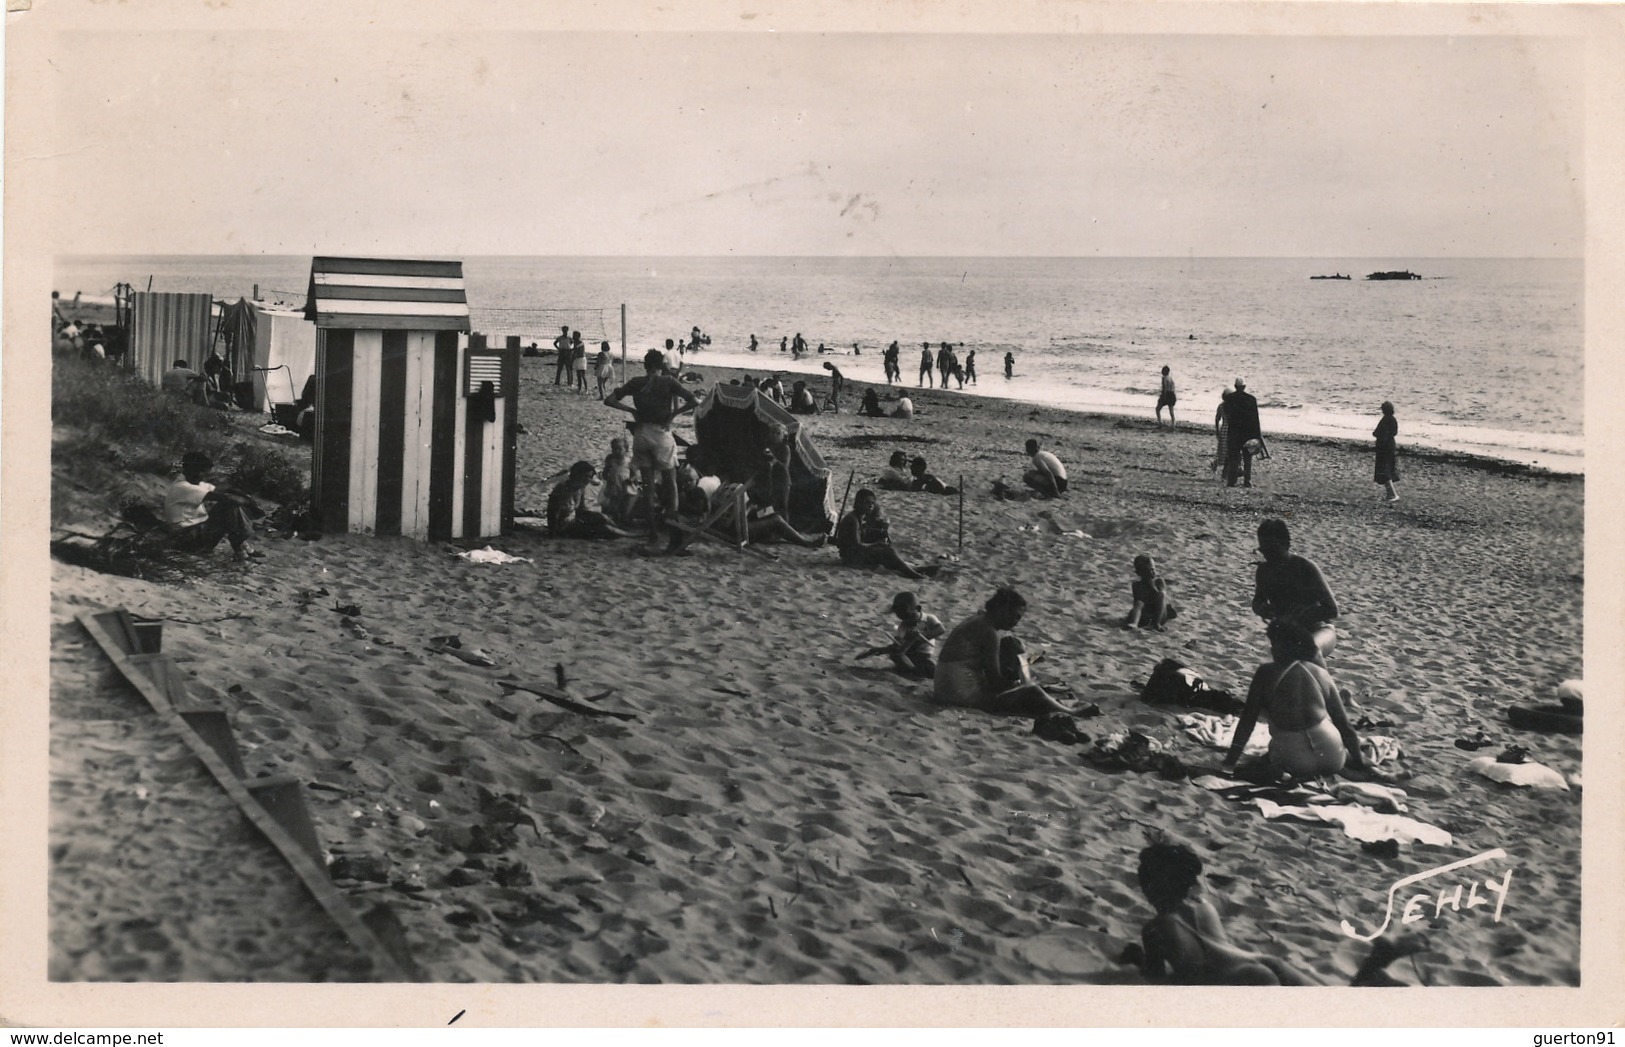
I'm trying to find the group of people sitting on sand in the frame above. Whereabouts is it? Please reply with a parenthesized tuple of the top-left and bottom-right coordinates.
(838, 523, 1411, 984)
(161, 355, 238, 409)
(838, 508, 1361, 789)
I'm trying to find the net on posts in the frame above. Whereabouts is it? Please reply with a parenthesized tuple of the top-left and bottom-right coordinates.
(470, 307, 613, 351)
(258, 290, 616, 353)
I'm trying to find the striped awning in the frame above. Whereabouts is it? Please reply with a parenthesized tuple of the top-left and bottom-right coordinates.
(305, 257, 471, 332)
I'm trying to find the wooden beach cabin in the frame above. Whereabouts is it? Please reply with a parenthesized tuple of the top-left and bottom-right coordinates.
(305, 257, 517, 540)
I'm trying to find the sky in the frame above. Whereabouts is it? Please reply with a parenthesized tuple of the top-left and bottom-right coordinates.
(23, 11, 1590, 258)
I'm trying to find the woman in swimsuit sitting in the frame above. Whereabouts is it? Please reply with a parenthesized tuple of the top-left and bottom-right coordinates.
(1129, 841, 1425, 985)
(834, 489, 935, 580)
(1223, 620, 1365, 780)
(932, 588, 1076, 717)
(877, 451, 913, 491)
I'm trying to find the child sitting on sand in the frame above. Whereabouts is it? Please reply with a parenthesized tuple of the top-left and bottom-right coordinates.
(858, 591, 947, 678)
(908, 456, 959, 496)
(601, 437, 638, 525)
(1123, 554, 1178, 631)
(1124, 841, 1425, 985)
(546, 461, 637, 540)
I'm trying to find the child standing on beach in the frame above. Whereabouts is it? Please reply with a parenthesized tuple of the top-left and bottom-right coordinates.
(594, 342, 615, 397)
(1123, 554, 1178, 631)
(574, 338, 590, 392)
(858, 591, 947, 679)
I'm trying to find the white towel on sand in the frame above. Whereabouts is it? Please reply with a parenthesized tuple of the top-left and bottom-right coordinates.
(1332, 781, 1410, 813)
(1468, 756, 1570, 791)
(1178, 713, 1270, 756)
(456, 546, 534, 565)
(1254, 799, 1452, 845)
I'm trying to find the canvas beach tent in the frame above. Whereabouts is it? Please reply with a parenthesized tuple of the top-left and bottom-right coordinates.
(305, 256, 517, 541)
(693, 384, 835, 536)
(217, 299, 319, 412)
(128, 291, 215, 388)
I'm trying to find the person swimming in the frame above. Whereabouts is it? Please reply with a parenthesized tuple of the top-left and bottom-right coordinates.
(1127, 841, 1426, 985)
(1223, 620, 1364, 780)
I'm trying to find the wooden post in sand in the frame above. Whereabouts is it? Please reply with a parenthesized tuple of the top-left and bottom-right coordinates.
(620, 303, 627, 380)
(837, 468, 857, 524)
(958, 475, 965, 550)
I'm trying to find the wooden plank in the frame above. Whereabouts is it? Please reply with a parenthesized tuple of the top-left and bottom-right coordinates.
(308, 285, 467, 304)
(311, 257, 463, 279)
(245, 775, 326, 867)
(449, 338, 469, 539)
(313, 313, 470, 333)
(462, 347, 486, 540)
(314, 300, 469, 318)
(427, 332, 459, 541)
(178, 709, 248, 779)
(374, 330, 408, 538)
(94, 609, 141, 656)
(400, 333, 428, 539)
(317, 331, 355, 532)
(349, 331, 384, 535)
(77, 610, 413, 980)
(500, 345, 519, 534)
(480, 397, 503, 537)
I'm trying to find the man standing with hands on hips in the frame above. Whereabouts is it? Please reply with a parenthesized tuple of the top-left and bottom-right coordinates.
(605, 349, 699, 553)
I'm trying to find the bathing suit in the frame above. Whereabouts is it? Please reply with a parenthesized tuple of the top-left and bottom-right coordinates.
(1268, 718, 1347, 777)
(1263, 661, 1347, 777)
(1159, 913, 1288, 986)
(933, 661, 994, 709)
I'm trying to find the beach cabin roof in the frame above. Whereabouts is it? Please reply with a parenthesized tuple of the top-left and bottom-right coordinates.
(304, 257, 471, 332)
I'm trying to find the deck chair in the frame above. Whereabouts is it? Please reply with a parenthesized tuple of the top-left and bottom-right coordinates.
(669, 482, 748, 554)
(668, 483, 779, 560)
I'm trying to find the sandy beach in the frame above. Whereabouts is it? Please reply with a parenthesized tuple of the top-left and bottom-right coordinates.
(45, 359, 1584, 989)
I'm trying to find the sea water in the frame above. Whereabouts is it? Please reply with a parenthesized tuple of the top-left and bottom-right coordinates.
(54, 255, 1583, 471)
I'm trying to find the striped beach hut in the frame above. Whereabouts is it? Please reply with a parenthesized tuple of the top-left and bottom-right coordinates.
(306, 257, 517, 541)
